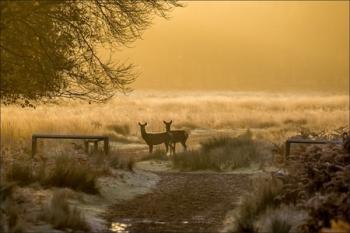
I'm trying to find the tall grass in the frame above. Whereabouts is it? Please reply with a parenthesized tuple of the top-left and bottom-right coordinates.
(1, 91, 348, 147)
(0, 182, 25, 233)
(5, 155, 99, 194)
(43, 156, 99, 194)
(6, 162, 34, 186)
(109, 151, 135, 171)
(233, 180, 283, 233)
(172, 131, 264, 171)
(42, 190, 89, 231)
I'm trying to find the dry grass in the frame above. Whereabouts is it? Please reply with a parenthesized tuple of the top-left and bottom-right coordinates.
(6, 155, 99, 193)
(0, 182, 25, 233)
(43, 155, 99, 194)
(42, 189, 89, 231)
(1, 91, 348, 147)
(270, 218, 292, 233)
(109, 151, 135, 171)
(172, 131, 266, 171)
(141, 149, 169, 161)
(233, 180, 283, 233)
(6, 162, 34, 186)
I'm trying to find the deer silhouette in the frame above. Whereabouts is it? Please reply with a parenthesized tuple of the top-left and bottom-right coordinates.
(138, 122, 173, 154)
(163, 120, 188, 154)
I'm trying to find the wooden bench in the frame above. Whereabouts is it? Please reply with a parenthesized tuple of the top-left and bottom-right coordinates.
(285, 138, 342, 159)
(32, 134, 109, 158)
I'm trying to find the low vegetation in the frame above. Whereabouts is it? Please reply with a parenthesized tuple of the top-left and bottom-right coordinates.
(231, 130, 350, 233)
(0, 182, 25, 233)
(233, 180, 283, 233)
(172, 131, 267, 171)
(6, 161, 34, 186)
(141, 149, 169, 161)
(279, 143, 350, 233)
(42, 190, 89, 231)
(270, 218, 292, 233)
(5, 155, 99, 194)
(43, 156, 99, 194)
(109, 152, 135, 171)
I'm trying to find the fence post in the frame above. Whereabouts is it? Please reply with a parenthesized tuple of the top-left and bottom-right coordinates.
(94, 141, 98, 152)
(104, 137, 109, 155)
(285, 140, 291, 160)
(31, 136, 37, 158)
(84, 140, 89, 153)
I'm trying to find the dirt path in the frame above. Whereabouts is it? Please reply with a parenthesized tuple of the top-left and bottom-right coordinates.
(105, 172, 251, 233)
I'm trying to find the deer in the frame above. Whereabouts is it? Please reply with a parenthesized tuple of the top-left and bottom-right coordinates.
(138, 122, 174, 154)
(163, 120, 189, 154)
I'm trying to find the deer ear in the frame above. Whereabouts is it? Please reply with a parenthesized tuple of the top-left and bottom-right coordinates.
(163, 121, 166, 124)
(138, 122, 142, 126)
(145, 122, 147, 126)
(170, 120, 173, 124)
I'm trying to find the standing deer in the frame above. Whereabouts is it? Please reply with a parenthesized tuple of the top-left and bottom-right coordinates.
(163, 120, 189, 154)
(138, 122, 173, 154)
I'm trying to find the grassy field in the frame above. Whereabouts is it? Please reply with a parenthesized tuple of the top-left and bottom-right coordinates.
(1, 91, 348, 148)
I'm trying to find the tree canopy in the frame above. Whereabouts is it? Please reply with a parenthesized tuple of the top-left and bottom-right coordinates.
(0, 0, 180, 106)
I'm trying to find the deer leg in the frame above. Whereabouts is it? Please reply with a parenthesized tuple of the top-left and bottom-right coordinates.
(149, 145, 153, 154)
(170, 142, 175, 155)
(181, 141, 187, 151)
(172, 143, 176, 154)
(165, 142, 169, 155)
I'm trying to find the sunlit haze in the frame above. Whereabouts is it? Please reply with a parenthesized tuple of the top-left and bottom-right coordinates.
(111, 1, 349, 92)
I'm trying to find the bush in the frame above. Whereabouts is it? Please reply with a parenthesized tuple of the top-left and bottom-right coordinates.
(42, 190, 89, 231)
(233, 181, 283, 233)
(43, 156, 99, 194)
(6, 162, 34, 186)
(270, 218, 292, 233)
(172, 130, 263, 171)
(172, 150, 221, 171)
(0, 182, 26, 233)
(109, 152, 135, 172)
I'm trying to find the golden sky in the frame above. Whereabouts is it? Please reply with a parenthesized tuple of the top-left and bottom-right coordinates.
(114, 1, 349, 92)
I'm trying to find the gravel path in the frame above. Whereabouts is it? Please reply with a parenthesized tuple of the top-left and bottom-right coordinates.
(105, 172, 252, 233)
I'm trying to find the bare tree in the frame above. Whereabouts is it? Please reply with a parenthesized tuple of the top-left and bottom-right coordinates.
(0, 0, 181, 106)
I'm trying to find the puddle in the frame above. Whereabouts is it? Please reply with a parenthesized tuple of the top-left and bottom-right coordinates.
(109, 219, 195, 232)
(110, 222, 130, 233)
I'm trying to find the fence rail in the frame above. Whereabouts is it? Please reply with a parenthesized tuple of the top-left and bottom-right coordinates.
(32, 134, 109, 157)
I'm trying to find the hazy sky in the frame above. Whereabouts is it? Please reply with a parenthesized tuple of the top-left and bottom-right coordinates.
(113, 1, 349, 92)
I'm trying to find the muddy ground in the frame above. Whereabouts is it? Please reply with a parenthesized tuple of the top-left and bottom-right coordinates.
(105, 172, 252, 233)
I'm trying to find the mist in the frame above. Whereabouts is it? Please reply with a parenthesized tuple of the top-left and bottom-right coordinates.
(111, 1, 349, 92)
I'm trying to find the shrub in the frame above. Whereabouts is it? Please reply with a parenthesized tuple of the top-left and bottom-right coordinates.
(6, 162, 34, 186)
(0, 182, 25, 233)
(42, 190, 89, 231)
(109, 153, 135, 172)
(233, 181, 283, 233)
(43, 156, 99, 194)
(172, 150, 221, 171)
(270, 218, 292, 233)
(172, 130, 264, 171)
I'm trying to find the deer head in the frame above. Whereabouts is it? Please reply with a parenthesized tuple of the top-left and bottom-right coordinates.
(138, 122, 147, 133)
(163, 120, 173, 132)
